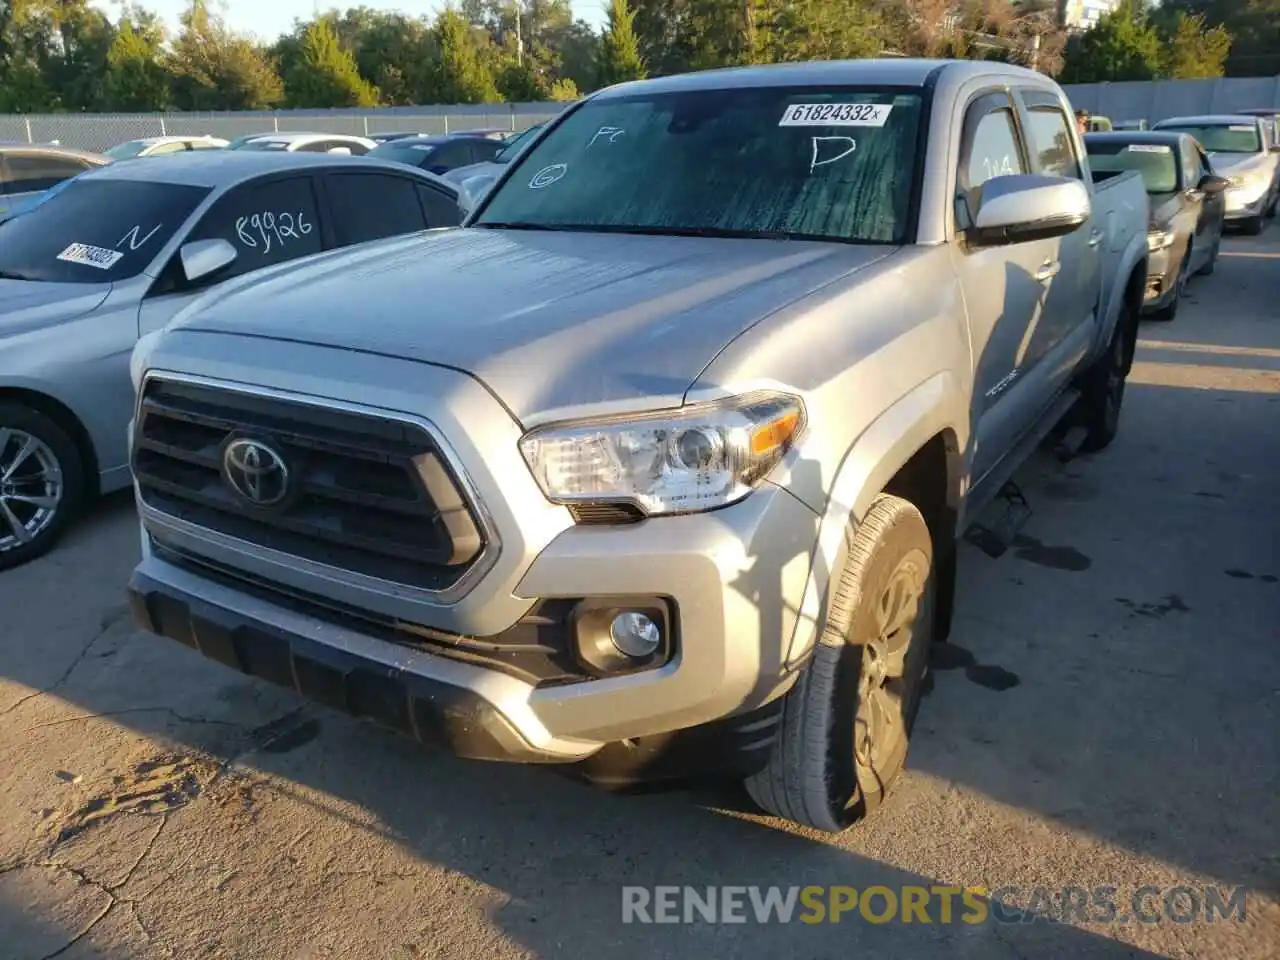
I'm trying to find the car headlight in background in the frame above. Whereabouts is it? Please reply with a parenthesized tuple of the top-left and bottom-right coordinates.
(519, 391, 805, 516)
(1147, 229, 1176, 252)
(1227, 171, 1268, 191)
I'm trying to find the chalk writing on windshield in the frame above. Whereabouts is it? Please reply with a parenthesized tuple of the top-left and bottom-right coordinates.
(588, 126, 625, 147)
(234, 210, 314, 255)
(117, 224, 163, 251)
(809, 136, 857, 173)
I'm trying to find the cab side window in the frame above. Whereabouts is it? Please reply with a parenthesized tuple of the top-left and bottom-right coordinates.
(1020, 97, 1082, 181)
(184, 175, 323, 283)
(956, 93, 1027, 230)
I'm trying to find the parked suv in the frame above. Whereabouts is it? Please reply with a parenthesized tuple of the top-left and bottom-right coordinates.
(128, 60, 1148, 831)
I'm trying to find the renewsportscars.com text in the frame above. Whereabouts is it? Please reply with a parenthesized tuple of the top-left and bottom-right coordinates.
(621, 885, 1248, 925)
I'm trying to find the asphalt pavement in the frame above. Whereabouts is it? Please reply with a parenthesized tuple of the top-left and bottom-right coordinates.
(1, 227, 1277, 959)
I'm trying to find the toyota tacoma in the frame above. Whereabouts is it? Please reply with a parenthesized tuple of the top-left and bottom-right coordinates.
(127, 60, 1148, 832)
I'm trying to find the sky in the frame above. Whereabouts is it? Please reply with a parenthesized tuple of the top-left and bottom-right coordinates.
(89, 0, 609, 43)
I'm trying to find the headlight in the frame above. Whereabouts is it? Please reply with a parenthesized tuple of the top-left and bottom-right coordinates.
(1228, 172, 1267, 190)
(519, 391, 805, 516)
(1147, 229, 1175, 251)
(130, 330, 165, 393)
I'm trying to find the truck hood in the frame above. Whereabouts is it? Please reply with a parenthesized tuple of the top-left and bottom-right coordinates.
(0, 279, 112, 338)
(172, 228, 894, 423)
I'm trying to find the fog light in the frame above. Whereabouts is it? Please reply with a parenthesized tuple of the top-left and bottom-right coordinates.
(610, 612, 661, 658)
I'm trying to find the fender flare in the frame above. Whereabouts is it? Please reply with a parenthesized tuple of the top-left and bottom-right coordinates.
(783, 371, 964, 668)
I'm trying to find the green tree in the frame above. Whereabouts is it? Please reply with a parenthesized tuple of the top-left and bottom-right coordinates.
(167, 0, 284, 110)
(1161, 12, 1232, 78)
(432, 9, 502, 103)
(1159, 0, 1273, 76)
(283, 17, 378, 107)
(548, 76, 580, 100)
(1060, 0, 1163, 83)
(103, 8, 169, 111)
(597, 0, 646, 87)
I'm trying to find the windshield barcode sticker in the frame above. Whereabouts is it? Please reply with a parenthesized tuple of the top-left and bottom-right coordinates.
(780, 103, 893, 127)
(57, 243, 123, 270)
(1126, 144, 1171, 153)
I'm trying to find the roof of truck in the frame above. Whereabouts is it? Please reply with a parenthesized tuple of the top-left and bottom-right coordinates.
(591, 58, 1047, 98)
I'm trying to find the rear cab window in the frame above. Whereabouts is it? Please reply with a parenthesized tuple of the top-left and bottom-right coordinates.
(0, 177, 210, 282)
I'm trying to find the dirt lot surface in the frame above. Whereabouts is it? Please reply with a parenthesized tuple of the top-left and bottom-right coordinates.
(1, 229, 1277, 959)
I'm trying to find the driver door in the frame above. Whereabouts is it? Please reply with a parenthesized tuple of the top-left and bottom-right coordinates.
(139, 174, 325, 335)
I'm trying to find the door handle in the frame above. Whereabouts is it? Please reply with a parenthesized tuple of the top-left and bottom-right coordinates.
(1087, 229, 1104, 248)
(1034, 260, 1060, 283)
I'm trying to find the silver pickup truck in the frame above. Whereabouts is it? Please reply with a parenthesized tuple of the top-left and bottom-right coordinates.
(127, 60, 1148, 832)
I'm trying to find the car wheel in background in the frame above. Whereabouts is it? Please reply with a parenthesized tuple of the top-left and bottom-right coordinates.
(1239, 215, 1264, 236)
(745, 495, 934, 832)
(1149, 251, 1190, 323)
(0, 404, 86, 571)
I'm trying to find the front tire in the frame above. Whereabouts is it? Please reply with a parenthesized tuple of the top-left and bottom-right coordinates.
(0, 404, 85, 571)
(745, 495, 934, 832)
(1239, 215, 1264, 236)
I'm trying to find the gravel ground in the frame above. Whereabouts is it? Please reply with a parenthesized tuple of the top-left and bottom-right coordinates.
(1, 227, 1277, 960)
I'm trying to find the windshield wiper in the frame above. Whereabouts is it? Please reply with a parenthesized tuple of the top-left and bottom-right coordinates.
(0, 269, 32, 282)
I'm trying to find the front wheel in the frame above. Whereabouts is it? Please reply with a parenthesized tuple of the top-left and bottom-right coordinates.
(0, 404, 85, 571)
(1239, 215, 1264, 236)
(745, 495, 934, 832)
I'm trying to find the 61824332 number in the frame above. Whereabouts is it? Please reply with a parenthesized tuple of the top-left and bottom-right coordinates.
(778, 103, 894, 128)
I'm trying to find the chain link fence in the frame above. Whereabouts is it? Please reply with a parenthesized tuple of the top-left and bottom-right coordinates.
(0, 104, 569, 153)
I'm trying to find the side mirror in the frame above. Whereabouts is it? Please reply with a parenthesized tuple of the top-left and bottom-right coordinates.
(1198, 173, 1230, 195)
(969, 174, 1091, 247)
(327, 146, 352, 156)
(180, 238, 237, 284)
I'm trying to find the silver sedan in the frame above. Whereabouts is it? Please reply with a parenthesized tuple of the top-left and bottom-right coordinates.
(0, 151, 465, 569)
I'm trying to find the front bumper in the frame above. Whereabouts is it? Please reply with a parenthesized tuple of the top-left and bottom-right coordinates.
(131, 478, 816, 763)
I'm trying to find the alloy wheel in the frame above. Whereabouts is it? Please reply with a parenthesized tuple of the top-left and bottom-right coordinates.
(0, 428, 64, 553)
(853, 555, 926, 776)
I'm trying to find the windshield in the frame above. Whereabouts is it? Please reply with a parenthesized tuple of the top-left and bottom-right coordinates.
(1086, 142, 1179, 194)
(104, 141, 149, 160)
(1157, 123, 1261, 154)
(0, 178, 210, 282)
(476, 87, 925, 244)
(494, 124, 543, 163)
(368, 141, 436, 164)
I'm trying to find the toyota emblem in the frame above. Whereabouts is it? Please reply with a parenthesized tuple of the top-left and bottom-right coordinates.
(222, 438, 290, 507)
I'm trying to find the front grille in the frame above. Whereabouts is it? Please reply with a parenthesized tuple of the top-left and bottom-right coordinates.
(133, 378, 485, 592)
